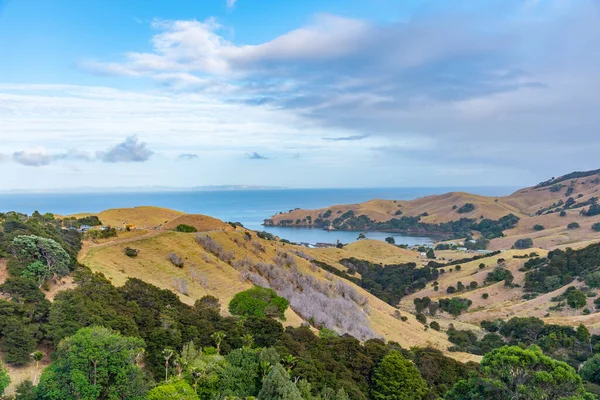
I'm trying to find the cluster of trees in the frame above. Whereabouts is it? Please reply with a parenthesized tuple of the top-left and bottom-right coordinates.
(523, 242, 600, 293)
(456, 203, 475, 214)
(535, 169, 600, 188)
(513, 238, 534, 249)
(338, 258, 439, 306)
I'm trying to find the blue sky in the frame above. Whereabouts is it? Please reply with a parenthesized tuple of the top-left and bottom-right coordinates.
(1, 0, 599, 190)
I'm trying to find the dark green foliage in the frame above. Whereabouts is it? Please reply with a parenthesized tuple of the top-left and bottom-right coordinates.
(438, 298, 472, 317)
(446, 346, 593, 400)
(258, 364, 302, 400)
(568, 222, 581, 230)
(338, 258, 439, 305)
(513, 238, 533, 250)
(533, 223, 546, 231)
(37, 326, 150, 399)
(471, 214, 520, 240)
(1, 317, 36, 365)
(457, 203, 475, 214)
(549, 184, 564, 192)
(582, 204, 600, 217)
(15, 379, 35, 399)
(581, 354, 600, 384)
(124, 246, 139, 257)
(536, 170, 600, 188)
(523, 242, 600, 293)
(485, 266, 514, 286)
(426, 248, 435, 259)
(482, 293, 489, 299)
(257, 231, 276, 241)
(567, 289, 588, 309)
(416, 313, 427, 324)
(229, 287, 289, 320)
(429, 321, 440, 331)
(592, 222, 600, 232)
(371, 351, 428, 400)
(76, 215, 102, 226)
(385, 237, 395, 244)
(175, 224, 198, 233)
(560, 210, 567, 217)
(409, 348, 474, 400)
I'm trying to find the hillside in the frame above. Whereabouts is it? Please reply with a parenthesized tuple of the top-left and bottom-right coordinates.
(79, 226, 477, 362)
(265, 170, 600, 250)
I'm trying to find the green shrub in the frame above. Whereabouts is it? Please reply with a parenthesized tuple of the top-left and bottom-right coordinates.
(567, 222, 581, 230)
(513, 238, 533, 249)
(533, 224, 545, 231)
(482, 293, 489, 299)
(124, 247, 139, 257)
(457, 203, 475, 214)
(430, 321, 441, 331)
(175, 224, 197, 233)
(592, 222, 600, 232)
(229, 287, 289, 320)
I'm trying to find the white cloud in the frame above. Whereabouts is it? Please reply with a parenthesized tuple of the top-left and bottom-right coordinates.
(13, 147, 52, 167)
(226, 0, 237, 9)
(97, 135, 154, 163)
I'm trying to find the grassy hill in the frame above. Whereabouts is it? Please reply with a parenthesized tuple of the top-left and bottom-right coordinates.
(265, 170, 600, 250)
(76, 210, 478, 363)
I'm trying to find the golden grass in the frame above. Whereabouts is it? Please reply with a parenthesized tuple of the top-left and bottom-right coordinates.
(161, 214, 234, 232)
(70, 206, 185, 229)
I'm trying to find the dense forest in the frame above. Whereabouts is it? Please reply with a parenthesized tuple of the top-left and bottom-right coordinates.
(0, 212, 599, 399)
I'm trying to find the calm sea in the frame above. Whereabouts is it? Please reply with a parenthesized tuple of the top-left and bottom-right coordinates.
(0, 187, 516, 246)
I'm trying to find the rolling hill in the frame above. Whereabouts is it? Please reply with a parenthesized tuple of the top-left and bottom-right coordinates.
(264, 170, 600, 250)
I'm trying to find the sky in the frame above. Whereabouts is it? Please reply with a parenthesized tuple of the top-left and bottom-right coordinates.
(1, 0, 599, 190)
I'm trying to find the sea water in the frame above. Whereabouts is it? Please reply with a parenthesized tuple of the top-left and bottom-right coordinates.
(0, 187, 516, 245)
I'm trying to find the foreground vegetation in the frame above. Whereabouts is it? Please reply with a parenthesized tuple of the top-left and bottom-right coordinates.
(2, 210, 600, 399)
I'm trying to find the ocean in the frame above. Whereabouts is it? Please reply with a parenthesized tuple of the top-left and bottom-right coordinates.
(0, 187, 517, 246)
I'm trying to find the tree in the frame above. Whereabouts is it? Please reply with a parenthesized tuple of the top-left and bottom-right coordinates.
(533, 224, 545, 231)
(357, 233, 366, 240)
(426, 248, 435, 259)
(370, 350, 428, 400)
(593, 222, 600, 232)
(581, 354, 600, 384)
(257, 364, 302, 400)
(385, 237, 395, 244)
(37, 326, 150, 400)
(147, 380, 199, 400)
(15, 379, 35, 400)
(567, 289, 587, 309)
(446, 345, 593, 400)
(513, 238, 533, 249)
(12, 235, 71, 282)
(0, 360, 10, 396)
(211, 331, 226, 355)
(1, 318, 36, 365)
(568, 222, 581, 230)
(229, 287, 289, 320)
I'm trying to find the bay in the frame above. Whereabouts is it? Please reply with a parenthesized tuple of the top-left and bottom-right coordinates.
(0, 187, 517, 245)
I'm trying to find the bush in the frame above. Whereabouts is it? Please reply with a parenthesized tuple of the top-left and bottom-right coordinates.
(592, 222, 600, 232)
(175, 224, 197, 233)
(533, 224, 545, 231)
(560, 210, 567, 217)
(124, 247, 139, 257)
(567, 222, 581, 230)
(416, 313, 427, 324)
(430, 321, 441, 331)
(457, 203, 475, 214)
(513, 238, 533, 249)
(479, 263, 485, 269)
(567, 289, 587, 309)
(482, 293, 489, 299)
(229, 287, 289, 320)
(455, 265, 461, 271)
